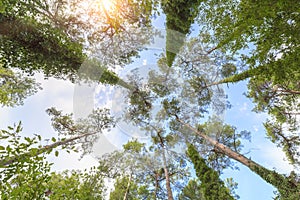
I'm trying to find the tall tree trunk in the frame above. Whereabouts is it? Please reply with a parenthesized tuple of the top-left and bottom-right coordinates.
(0, 15, 135, 90)
(161, 147, 174, 200)
(219, 65, 265, 84)
(123, 173, 133, 200)
(153, 171, 159, 199)
(0, 132, 94, 167)
(176, 116, 299, 195)
(202, 66, 265, 90)
(118, 78, 135, 91)
(156, 131, 174, 200)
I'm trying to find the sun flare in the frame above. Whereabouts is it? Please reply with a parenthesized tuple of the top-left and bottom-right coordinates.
(99, 0, 114, 12)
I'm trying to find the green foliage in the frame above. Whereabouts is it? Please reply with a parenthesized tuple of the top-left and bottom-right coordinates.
(0, 14, 128, 88)
(220, 63, 237, 78)
(246, 76, 300, 164)
(123, 139, 145, 154)
(186, 144, 235, 200)
(163, 98, 181, 117)
(0, 1, 138, 87)
(97, 141, 159, 199)
(0, 66, 41, 107)
(0, 1, 5, 13)
(188, 76, 213, 110)
(0, 119, 109, 199)
(178, 179, 205, 200)
(148, 56, 177, 97)
(264, 121, 300, 165)
(161, 0, 202, 66)
(97, 139, 190, 199)
(47, 169, 105, 200)
(200, 0, 300, 167)
(0, 122, 49, 167)
(0, 14, 86, 82)
(46, 107, 115, 156)
(77, 59, 121, 85)
(47, 107, 114, 135)
(195, 116, 251, 171)
(127, 88, 153, 122)
(250, 165, 300, 200)
(0, 123, 52, 199)
(110, 176, 147, 200)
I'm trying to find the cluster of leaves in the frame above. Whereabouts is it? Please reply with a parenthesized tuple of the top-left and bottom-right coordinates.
(250, 165, 300, 200)
(1, 0, 300, 199)
(186, 144, 235, 200)
(161, 0, 203, 66)
(46, 169, 106, 200)
(0, 0, 156, 86)
(0, 123, 52, 199)
(0, 66, 41, 107)
(195, 117, 251, 172)
(198, 0, 300, 166)
(0, 107, 116, 198)
(110, 176, 151, 200)
(0, 13, 86, 82)
(46, 107, 115, 157)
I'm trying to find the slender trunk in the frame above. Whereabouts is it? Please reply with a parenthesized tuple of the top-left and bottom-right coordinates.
(279, 89, 300, 95)
(219, 65, 265, 84)
(206, 46, 218, 55)
(161, 147, 174, 200)
(123, 173, 132, 200)
(156, 131, 174, 200)
(197, 66, 266, 90)
(199, 69, 254, 90)
(176, 117, 298, 193)
(153, 172, 159, 199)
(203, 81, 223, 89)
(117, 78, 135, 91)
(0, 132, 94, 167)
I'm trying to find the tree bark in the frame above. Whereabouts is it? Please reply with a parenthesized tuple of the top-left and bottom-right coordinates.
(161, 147, 174, 200)
(0, 132, 94, 167)
(156, 131, 174, 200)
(176, 116, 298, 192)
(153, 171, 159, 199)
(117, 78, 135, 91)
(123, 173, 132, 200)
(0, 14, 135, 90)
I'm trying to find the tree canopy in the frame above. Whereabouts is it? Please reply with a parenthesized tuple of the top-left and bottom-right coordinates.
(1, 0, 300, 199)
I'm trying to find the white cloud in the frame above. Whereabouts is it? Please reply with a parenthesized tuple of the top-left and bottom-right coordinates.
(0, 73, 101, 172)
(0, 107, 13, 128)
(239, 102, 249, 112)
(48, 151, 98, 172)
(255, 142, 294, 174)
(143, 59, 147, 65)
(252, 125, 259, 132)
(92, 133, 120, 158)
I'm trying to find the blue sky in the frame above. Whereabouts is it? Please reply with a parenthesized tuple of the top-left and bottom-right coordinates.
(0, 6, 297, 200)
(222, 81, 294, 200)
(0, 73, 294, 199)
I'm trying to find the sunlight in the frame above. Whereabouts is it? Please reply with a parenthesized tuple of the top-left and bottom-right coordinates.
(99, 0, 114, 12)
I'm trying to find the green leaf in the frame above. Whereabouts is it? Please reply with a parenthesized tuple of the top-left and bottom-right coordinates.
(55, 151, 59, 157)
(51, 137, 56, 142)
(0, 1, 4, 13)
(0, 146, 5, 150)
(16, 122, 22, 133)
(6, 145, 12, 152)
(0, 135, 9, 140)
(30, 148, 38, 155)
(24, 137, 32, 143)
